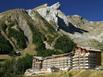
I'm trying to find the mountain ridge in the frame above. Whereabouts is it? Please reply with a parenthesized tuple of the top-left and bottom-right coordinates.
(0, 2, 103, 56)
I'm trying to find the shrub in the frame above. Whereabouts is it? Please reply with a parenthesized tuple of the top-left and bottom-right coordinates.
(54, 35, 75, 53)
(0, 34, 13, 54)
(16, 54, 33, 74)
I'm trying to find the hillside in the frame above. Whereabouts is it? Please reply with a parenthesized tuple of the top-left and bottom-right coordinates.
(33, 70, 103, 77)
(0, 3, 75, 57)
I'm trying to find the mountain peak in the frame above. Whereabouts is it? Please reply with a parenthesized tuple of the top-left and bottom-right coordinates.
(50, 2, 61, 10)
(28, 2, 68, 31)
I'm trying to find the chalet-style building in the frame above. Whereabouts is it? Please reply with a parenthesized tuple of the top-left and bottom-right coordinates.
(29, 46, 101, 74)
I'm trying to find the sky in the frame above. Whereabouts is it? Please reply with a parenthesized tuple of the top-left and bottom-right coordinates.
(0, 0, 103, 21)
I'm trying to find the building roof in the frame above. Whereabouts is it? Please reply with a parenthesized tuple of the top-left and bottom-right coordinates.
(33, 56, 43, 60)
(33, 52, 73, 60)
(77, 45, 101, 52)
(44, 52, 73, 59)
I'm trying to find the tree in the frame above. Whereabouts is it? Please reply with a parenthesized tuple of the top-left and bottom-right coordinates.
(16, 54, 33, 74)
(54, 35, 76, 53)
(0, 54, 33, 77)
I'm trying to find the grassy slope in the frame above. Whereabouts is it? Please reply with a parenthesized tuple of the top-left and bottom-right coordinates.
(23, 70, 103, 77)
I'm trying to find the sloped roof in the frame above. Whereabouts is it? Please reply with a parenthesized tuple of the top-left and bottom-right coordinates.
(77, 45, 101, 52)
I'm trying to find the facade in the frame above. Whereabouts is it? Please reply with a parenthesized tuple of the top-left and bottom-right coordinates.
(32, 46, 101, 71)
(32, 56, 43, 70)
(42, 53, 72, 70)
(72, 46, 101, 69)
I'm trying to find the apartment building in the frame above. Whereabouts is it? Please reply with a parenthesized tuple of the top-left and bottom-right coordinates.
(42, 53, 72, 70)
(32, 46, 101, 71)
(72, 46, 101, 69)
